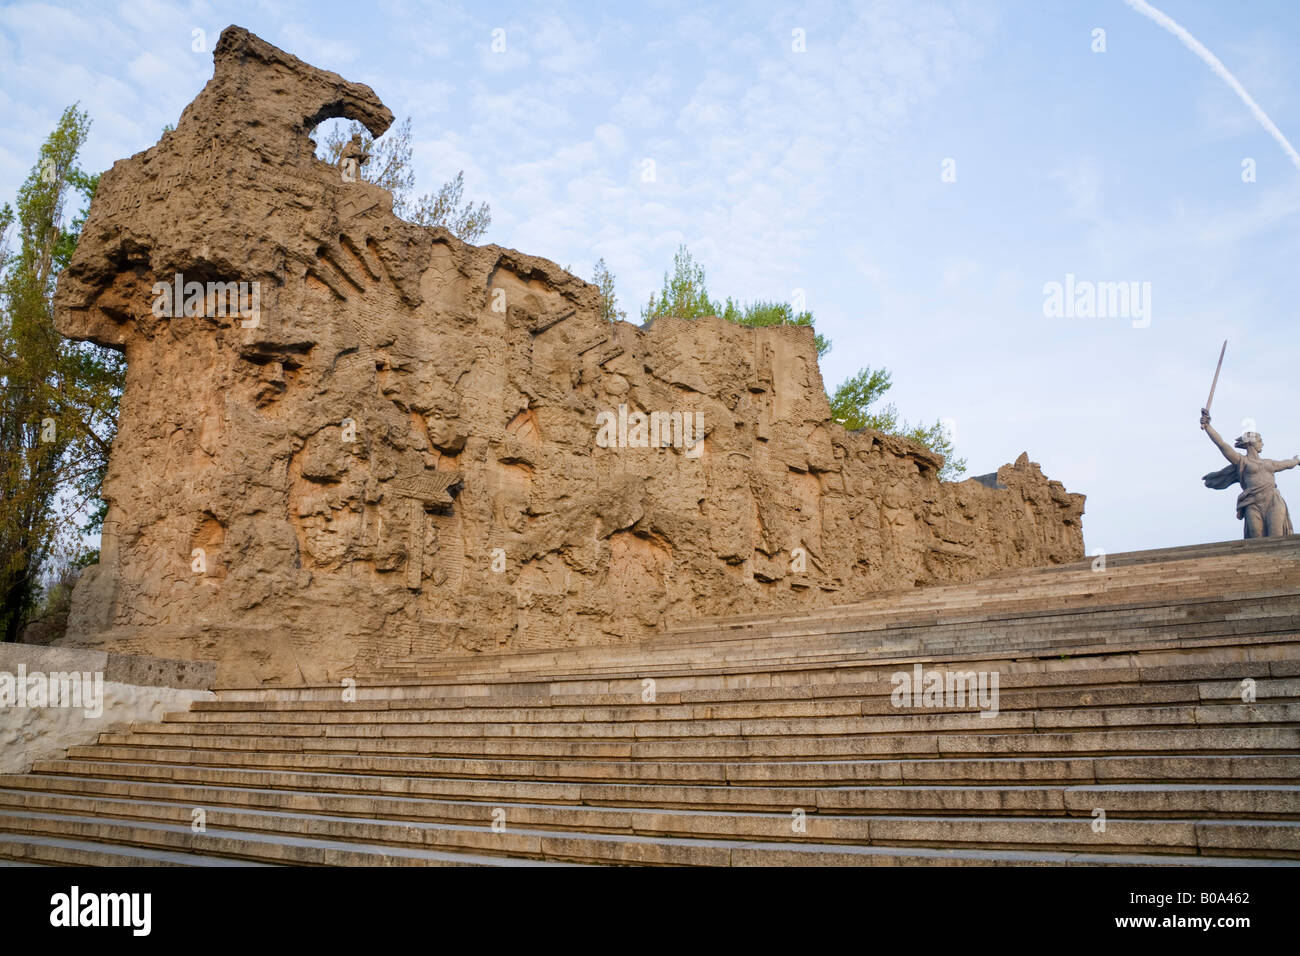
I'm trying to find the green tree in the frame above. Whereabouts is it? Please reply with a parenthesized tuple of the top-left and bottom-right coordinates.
(641, 244, 715, 321)
(637, 244, 964, 478)
(317, 117, 491, 242)
(0, 105, 124, 642)
(718, 298, 830, 358)
(827, 367, 893, 431)
(593, 258, 626, 323)
(641, 247, 828, 354)
(829, 367, 965, 480)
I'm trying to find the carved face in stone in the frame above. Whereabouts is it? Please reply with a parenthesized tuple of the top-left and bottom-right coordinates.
(425, 409, 466, 454)
(1234, 432, 1263, 454)
(493, 490, 528, 534)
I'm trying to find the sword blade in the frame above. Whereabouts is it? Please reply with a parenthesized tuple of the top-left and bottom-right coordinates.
(1205, 339, 1227, 413)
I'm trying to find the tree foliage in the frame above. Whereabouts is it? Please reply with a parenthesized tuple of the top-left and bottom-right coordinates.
(634, 244, 963, 478)
(641, 246, 830, 356)
(826, 367, 893, 431)
(1, 105, 125, 642)
(717, 298, 830, 359)
(593, 258, 626, 323)
(317, 117, 491, 242)
(641, 245, 715, 322)
(828, 368, 965, 480)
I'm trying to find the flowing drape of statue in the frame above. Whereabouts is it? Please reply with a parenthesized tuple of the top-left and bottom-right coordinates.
(1201, 410, 1298, 538)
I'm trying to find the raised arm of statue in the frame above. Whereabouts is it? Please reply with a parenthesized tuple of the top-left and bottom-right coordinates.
(1200, 410, 1239, 464)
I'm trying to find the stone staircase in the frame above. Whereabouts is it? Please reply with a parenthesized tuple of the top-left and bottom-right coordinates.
(1, 537, 1298, 866)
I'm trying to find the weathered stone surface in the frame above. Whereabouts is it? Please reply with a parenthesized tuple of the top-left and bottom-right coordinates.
(53, 26, 1084, 684)
(0, 644, 215, 773)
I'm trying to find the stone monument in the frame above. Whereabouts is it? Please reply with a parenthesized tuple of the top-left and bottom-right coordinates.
(52, 26, 1085, 683)
(1201, 411, 1296, 538)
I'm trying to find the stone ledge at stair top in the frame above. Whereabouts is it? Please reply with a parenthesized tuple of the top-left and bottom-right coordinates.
(999, 533, 1300, 574)
(0, 643, 215, 691)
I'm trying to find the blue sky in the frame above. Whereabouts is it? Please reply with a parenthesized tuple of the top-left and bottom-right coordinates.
(2, 0, 1298, 555)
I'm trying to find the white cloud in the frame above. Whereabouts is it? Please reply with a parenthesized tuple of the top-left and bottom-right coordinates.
(533, 14, 598, 74)
(593, 123, 624, 152)
(276, 24, 358, 67)
(1048, 158, 1104, 222)
(940, 258, 980, 290)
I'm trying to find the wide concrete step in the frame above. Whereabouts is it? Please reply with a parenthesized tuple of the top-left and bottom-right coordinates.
(174, 678, 1300, 726)
(10, 754, 1300, 796)
(86, 726, 1300, 764)
(0, 805, 1289, 867)
(91, 704, 1300, 756)
(368, 604, 1300, 681)
(17, 758, 1300, 818)
(53, 725, 1300, 771)
(136, 701, 1300, 743)
(199, 661, 1300, 710)
(1, 788, 1295, 859)
(68, 733, 1300, 767)
(0, 832, 268, 866)
(219, 642, 1300, 704)
(0, 810, 566, 867)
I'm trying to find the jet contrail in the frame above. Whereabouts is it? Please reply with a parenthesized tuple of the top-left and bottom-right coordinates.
(1122, 0, 1300, 172)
